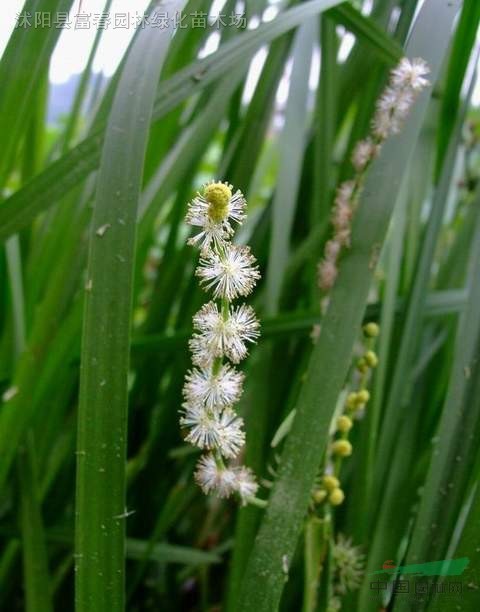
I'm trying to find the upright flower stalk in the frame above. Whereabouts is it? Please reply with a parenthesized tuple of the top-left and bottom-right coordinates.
(181, 181, 262, 506)
(304, 57, 430, 612)
(304, 323, 379, 612)
(318, 58, 430, 303)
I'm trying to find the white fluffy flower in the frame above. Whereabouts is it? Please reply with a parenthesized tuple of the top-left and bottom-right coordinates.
(216, 410, 246, 458)
(234, 466, 259, 505)
(372, 58, 429, 140)
(187, 216, 232, 253)
(318, 259, 338, 292)
(180, 404, 220, 450)
(324, 239, 341, 262)
(194, 454, 238, 498)
(180, 405, 245, 457)
(188, 333, 216, 368)
(351, 138, 378, 171)
(191, 302, 260, 365)
(391, 57, 430, 91)
(196, 244, 260, 301)
(185, 187, 246, 252)
(183, 364, 244, 410)
(373, 86, 415, 138)
(334, 180, 356, 208)
(225, 304, 261, 362)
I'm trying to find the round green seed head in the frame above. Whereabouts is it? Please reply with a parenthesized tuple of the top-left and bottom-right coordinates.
(204, 182, 232, 222)
(323, 475, 340, 492)
(357, 357, 369, 373)
(329, 488, 345, 506)
(313, 489, 327, 504)
(356, 389, 370, 404)
(365, 350, 378, 368)
(363, 322, 380, 337)
(337, 415, 353, 433)
(332, 439, 352, 457)
(346, 392, 358, 409)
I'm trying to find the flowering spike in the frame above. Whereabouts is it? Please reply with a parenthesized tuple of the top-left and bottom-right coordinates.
(182, 181, 261, 505)
(317, 56, 430, 304)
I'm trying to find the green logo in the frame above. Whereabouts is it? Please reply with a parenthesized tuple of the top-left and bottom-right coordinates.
(370, 557, 470, 577)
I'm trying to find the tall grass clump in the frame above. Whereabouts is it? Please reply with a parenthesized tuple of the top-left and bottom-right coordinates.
(1, 0, 479, 611)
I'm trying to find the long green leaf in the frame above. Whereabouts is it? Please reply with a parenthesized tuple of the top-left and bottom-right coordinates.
(6, 230, 53, 612)
(237, 3, 461, 610)
(18, 436, 53, 612)
(266, 20, 316, 313)
(126, 539, 221, 565)
(0, 0, 74, 186)
(374, 57, 475, 497)
(435, 0, 480, 176)
(326, 2, 403, 64)
(403, 190, 480, 584)
(74, 3, 184, 610)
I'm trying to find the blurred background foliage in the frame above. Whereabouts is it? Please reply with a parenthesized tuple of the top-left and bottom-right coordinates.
(0, 0, 479, 610)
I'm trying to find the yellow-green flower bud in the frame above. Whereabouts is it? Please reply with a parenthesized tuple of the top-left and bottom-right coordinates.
(363, 322, 380, 337)
(365, 350, 378, 368)
(313, 489, 327, 504)
(356, 389, 370, 404)
(357, 357, 368, 373)
(346, 392, 358, 409)
(337, 415, 353, 433)
(322, 475, 340, 492)
(204, 182, 232, 222)
(332, 439, 352, 457)
(329, 488, 345, 506)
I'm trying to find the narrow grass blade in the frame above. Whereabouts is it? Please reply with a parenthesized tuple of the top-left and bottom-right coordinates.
(312, 16, 337, 226)
(0, 0, 74, 186)
(224, 35, 292, 193)
(18, 435, 53, 612)
(327, 3, 403, 64)
(374, 63, 474, 496)
(403, 191, 480, 575)
(449, 480, 480, 609)
(6, 228, 52, 612)
(126, 539, 221, 565)
(59, 0, 113, 152)
(74, 4, 184, 610)
(237, 3, 460, 609)
(265, 20, 316, 313)
(435, 0, 480, 176)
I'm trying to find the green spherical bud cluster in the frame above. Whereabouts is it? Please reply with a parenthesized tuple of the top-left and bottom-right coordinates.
(204, 182, 232, 222)
(332, 439, 352, 457)
(323, 474, 340, 491)
(346, 392, 358, 409)
(329, 488, 345, 506)
(346, 390, 370, 412)
(357, 357, 369, 374)
(313, 489, 327, 504)
(337, 415, 353, 433)
(357, 389, 370, 404)
(363, 322, 380, 337)
(364, 350, 378, 368)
